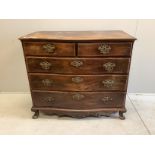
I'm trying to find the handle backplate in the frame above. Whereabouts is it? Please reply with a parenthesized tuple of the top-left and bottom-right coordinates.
(40, 61, 52, 70)
(42, 79, 53, 86)
(102, 80, 114, 88)
(43, 44, 56, 53)
(72, 93, 85, 101)
(101, 96, 113, 102)
(45, 97, 55, 103)
(70, 60, 83, 68)
(72, 77, 83, 83)
(103, 62, 116, 72)
(98, 44, 111, 54)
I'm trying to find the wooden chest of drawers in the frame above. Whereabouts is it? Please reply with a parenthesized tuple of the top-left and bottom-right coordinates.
(19, 31, 136, 119)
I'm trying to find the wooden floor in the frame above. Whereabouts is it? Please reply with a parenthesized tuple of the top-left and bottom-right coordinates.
(0, 93, 154, 135)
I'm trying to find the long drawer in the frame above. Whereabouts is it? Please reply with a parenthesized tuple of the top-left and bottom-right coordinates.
(32, 91, 126, 109)
(23, 42, 75, 56)
(78, 42, 132, 56)
(26, 57, 130, 74)
(29, 74, 128, 91)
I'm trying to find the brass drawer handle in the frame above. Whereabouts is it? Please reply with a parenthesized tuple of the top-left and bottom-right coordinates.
(42, 79, 53, 86)
(102, 80, 114, 88)
(98, 44, 111, 54)
(103, 62, 116, 72)
(72, 77, 83, 83)
(70, 60, 83, 68)
(43, 43, 56, 53)
(101, 97, 112, 102)
(72, 93, 85, 101)
(45, 97, 55, 103)
(40, 61, 52, 70)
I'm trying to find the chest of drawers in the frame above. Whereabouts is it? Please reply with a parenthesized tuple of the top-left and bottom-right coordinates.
(19, 31, 136, 119)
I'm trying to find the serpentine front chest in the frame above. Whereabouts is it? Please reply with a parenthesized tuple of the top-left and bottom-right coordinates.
(19, 31, 136, 119)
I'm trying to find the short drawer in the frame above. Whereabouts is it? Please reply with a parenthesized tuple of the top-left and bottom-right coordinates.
(31, 91, 126, 109)
(29, 74, 128, 91)
(23, 42, 75, 56)
(26, 57, 130, 74)
(78, 42, 132, 56)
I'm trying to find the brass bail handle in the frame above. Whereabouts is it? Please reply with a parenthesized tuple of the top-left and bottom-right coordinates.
(101, 97, 113, 102)
(72, 93, 85, 101)
(98, 44, 111, 54)
(72, 77, 83, 83)
(45, 97, 55, 103)
(102, 80, 114, 88)
(103, 62, 116, 72)
(70, 60, 83, 68)
(42, 79, 53, 86)
(40, 61, 52, 70)
(43, 43, 56, 53)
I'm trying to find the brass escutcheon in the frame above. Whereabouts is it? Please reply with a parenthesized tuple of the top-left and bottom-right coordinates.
(101, 96, 113, 102)
(103, 62, 116, 72)
(70, 60, 83, 68)
(102, 80, 114, 88)
(98, 44, 111, 54)
(72, 93, 85, 101)
(40, 61, 52, 70)
(45, 97, 55, 103)
(42, 43, 56, 53)
(42, 79, 53, 86)
(72, 77, 83, 83)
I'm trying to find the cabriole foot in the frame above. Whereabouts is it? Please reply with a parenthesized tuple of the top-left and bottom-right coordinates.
(32, 110, 39, 119)
(119, 111, 125, 120)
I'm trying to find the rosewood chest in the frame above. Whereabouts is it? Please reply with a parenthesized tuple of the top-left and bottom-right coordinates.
(19, 31, 136, 119)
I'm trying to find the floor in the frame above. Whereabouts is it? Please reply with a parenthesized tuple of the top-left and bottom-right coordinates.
(0, 93, 154, 135)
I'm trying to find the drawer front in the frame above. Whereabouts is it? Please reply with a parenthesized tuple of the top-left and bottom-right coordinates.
(29, 74, 128, 91)
(78, 42, 132, 56)
(23, 42, 75, 56)
(26, 57, 130, 74)
(32, 91, 126, 109)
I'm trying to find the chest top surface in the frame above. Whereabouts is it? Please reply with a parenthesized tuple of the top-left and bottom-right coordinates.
(19, 31, 136, 41)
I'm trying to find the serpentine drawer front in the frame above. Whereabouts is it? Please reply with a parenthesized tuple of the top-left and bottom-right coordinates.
(19, 31, 136, 119)
(27, 57, 130, 74)
(29, 74, 128, 91)
(31, 91, 126, 109)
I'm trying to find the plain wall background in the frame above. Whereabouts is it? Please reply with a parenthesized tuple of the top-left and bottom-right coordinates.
(0, 19, 155, 93)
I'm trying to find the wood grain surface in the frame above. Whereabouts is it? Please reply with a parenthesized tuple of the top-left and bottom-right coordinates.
(27, 57, 130, 74)
(31, 91, 126, 109)
(29, 74, 128, 91)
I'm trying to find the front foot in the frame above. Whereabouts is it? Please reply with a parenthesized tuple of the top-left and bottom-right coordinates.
(32, 110, 39, 119)
(119, 111, 125, 120)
